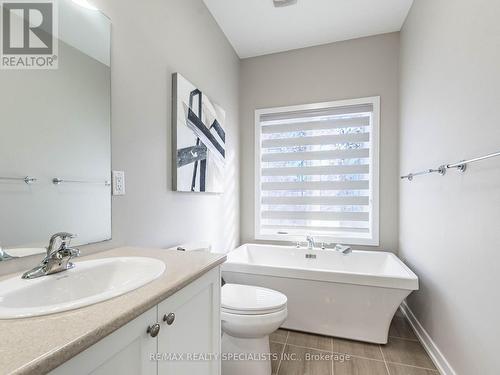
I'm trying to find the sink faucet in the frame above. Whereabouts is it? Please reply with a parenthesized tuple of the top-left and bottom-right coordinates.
(306, 235, 315, 250)
(22, 232, 80, 279)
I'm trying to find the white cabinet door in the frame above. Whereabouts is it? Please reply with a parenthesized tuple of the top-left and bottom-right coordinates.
(50, 307, 158, 375)
(157, 267, 221, 375)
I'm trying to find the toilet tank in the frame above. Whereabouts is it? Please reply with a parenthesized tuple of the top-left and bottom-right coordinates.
(166, 241, 212, 252)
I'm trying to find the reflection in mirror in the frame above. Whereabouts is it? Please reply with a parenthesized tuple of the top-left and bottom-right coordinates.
(0, 0, 111, 260)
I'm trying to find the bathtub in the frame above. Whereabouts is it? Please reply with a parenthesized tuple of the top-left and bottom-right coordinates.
(221, 243, 418, 344)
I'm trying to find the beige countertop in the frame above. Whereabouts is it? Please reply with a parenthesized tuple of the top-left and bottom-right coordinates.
(0, 247, 226, 375)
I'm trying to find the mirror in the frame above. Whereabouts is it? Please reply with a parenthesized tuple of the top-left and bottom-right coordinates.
(0, 0, 111, 259)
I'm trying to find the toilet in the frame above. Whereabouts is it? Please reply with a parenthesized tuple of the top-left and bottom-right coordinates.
(221, 283, 288, 375)
(169, 243, 288, 375)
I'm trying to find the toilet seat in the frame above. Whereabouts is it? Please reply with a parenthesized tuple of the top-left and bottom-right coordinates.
(222, 305, 285, 315)
(222, 284, 287, 315)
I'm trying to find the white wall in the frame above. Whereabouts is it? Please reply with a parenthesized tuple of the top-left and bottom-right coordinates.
(239, 33, 400, 251)
(399, 0, 500, 373)
(93, 0, 240, 253)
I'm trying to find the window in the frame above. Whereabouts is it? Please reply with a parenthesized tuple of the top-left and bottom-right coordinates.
(254, 97, 379, 246)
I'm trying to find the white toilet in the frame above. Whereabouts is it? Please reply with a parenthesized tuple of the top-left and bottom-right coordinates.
(221, 283, 288, 375)
(169, 243, 288, 375)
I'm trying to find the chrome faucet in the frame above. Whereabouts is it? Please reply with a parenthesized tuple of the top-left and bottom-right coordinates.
(22, 232, 80, 279)
(333, 244, 352, 255)
(306, 235, 315, 250)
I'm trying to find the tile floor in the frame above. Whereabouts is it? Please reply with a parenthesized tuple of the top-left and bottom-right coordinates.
(270, 310, 438, 375)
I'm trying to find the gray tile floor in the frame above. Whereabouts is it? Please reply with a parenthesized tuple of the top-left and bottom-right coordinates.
(270, 311, 438, 375)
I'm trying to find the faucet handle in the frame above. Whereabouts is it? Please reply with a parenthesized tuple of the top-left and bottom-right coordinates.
(47, 232, 77, 253)
(52, 232, 76, 241)
(334, 244, 352, 254)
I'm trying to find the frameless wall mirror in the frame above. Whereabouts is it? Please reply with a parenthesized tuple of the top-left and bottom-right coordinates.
(0, 0, 111, 260)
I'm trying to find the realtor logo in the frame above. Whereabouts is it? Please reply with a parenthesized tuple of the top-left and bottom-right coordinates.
(1, 0, 58, 69)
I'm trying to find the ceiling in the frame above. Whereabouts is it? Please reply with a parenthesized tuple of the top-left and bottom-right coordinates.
(203, 0, 414, 58)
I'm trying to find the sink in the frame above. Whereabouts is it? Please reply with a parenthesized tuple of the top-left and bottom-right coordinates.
(0, 257, 165, 319)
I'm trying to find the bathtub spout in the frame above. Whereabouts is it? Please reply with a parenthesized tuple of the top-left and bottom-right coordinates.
(306, 235, 316, 250)
(334, 244, 352, 254)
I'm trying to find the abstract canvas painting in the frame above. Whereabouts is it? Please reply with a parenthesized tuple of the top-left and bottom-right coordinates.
(172, 73, 226, 193)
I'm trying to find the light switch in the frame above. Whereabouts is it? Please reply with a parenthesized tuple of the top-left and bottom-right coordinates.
(112, 170, 125, 195)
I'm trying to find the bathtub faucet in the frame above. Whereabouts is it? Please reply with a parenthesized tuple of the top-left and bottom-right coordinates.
(333, 244, 352, 255)
(306, 235, 315, 250)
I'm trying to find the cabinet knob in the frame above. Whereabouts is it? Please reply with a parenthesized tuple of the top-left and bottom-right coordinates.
(163, 312, 175, 325)
(147, 323, 161, 337)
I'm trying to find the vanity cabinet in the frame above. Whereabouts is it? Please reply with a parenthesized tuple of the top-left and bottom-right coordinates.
(157, 268, 221, 375)
(50, 267, 221, 375)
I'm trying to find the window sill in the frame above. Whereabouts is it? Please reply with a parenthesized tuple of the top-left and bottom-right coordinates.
(255, 233, 380, 247)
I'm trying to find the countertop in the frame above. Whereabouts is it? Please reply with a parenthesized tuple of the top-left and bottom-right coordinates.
(0, 247, 226, 375)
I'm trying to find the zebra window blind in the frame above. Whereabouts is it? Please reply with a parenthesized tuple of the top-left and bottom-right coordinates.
(255, 97, 380, 246)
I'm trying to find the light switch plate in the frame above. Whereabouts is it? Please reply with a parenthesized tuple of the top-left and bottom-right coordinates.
(112, 171, 125, 195)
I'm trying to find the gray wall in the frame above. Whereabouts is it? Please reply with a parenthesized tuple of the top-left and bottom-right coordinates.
(239, 33, 400, 251)
(1, 0, 240, 276)
(95, 0, 240, 253)
(399, 0, 500, 373)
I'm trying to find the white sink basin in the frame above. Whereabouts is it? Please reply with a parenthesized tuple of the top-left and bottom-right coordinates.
(0, 257, 165, 319)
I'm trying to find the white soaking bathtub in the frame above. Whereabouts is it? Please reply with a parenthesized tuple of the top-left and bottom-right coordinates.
(222, 243, 418, 344)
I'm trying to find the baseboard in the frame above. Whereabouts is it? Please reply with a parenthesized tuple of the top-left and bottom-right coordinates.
(400, 302, 456, 375)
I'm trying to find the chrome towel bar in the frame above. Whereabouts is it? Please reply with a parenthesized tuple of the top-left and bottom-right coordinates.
(0, 176, 110, 185)
(401, 150, 500, 181)
(401, 166, 446, 181)
(52, 178, 111, 186)
(446, 150, 500, 172)
(0, 176, 37, 184)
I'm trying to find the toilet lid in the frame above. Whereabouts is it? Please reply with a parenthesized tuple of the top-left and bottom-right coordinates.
(221, 284, 287, 315)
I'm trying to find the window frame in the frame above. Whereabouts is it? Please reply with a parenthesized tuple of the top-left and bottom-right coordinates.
(254, 96, 380, 246)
